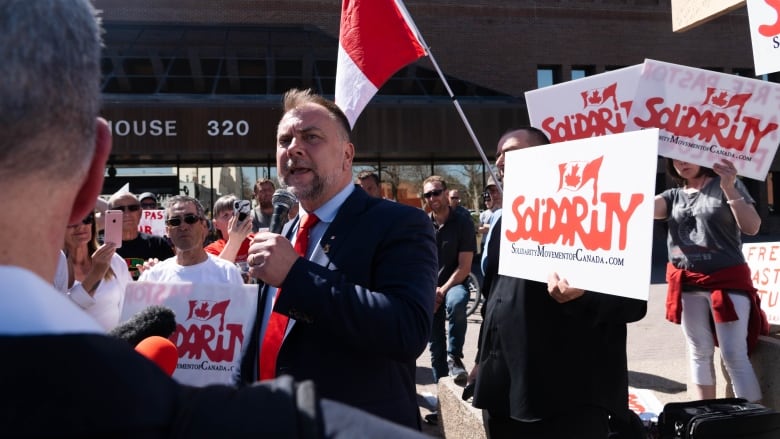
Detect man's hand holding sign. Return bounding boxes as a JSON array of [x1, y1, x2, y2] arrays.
[[546, 272, 585, 304]]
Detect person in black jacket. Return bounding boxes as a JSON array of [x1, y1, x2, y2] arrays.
[[0, 2, 427, 438], [471, 127, 648, 439]]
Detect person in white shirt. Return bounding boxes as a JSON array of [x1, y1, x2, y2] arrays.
[[139, 195, 243, 285], [63, 210, 131, 330]]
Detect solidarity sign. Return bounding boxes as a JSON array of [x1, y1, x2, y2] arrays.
[[121, 282, 258, 387], [747, 0, 780, 76], [742, 242, 780, 324], [497, 129, 658, 301], [527, 59, 780, 181]]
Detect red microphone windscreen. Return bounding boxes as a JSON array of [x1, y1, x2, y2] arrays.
[[135, 336, 178, 376]]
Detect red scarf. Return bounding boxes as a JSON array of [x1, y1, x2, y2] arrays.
[[665, 262, 769, 354]]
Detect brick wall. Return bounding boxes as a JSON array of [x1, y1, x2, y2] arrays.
[[93, 0, 754, 97]]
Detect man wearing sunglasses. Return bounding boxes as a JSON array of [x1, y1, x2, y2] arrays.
[[421, 175, 476, 426], [139, 195, 243, 285], [108, 191, 174, 280]]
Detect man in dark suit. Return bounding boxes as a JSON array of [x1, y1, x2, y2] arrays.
[[242, 89, 438, 430], [471, 128, 648, 439], [0, 2, 429, 437]]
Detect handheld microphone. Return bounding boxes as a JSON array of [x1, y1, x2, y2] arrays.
[[269, 189, 297, 234], [135, 336, 178, 376], [109, 305, 177, 347]]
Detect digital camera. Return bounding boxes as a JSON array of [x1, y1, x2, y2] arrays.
[[233, 200, 251, 222]]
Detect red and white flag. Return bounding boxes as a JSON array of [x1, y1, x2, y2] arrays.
[[335, 0, 427, 127]]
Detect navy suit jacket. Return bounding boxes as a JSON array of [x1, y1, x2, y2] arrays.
[[240, 187, 438, 429]]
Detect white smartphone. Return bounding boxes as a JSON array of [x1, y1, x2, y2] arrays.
[[103, 209, 123, 248]]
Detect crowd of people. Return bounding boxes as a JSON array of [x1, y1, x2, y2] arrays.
[[1, 1, 770, 438]]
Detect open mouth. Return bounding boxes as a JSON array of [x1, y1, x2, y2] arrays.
[[288, 166, 312, 176]]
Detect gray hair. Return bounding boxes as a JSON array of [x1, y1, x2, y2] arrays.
[[165, 195, 206, 219], [0, 0, 103, 180]]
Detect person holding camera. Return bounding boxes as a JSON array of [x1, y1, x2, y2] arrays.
[[139, 195, 243, 285], [206, 194, 254, 264]]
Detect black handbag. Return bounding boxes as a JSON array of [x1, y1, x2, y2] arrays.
[[657, 397, 780, 439]]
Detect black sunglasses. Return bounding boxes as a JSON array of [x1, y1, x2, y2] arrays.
[[67, 213, 95, 228], [423, 189, 444, 199], [166, 213, 202, 227], [113, 204, 141, 212], [140, 202, 157, 209]]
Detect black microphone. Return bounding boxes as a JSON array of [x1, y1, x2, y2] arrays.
[[109, 305, 177, 347], [269, 188, 297, 234]]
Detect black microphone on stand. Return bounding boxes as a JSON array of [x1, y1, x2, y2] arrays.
[[269, 189, 297, 234]]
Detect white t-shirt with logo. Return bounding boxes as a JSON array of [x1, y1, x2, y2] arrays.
[[139, 254, 243, 285]]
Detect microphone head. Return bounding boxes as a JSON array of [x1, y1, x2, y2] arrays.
[[272, 188, 297, 210], [109, 305, 177, 347], [135, 336, 178, 376]]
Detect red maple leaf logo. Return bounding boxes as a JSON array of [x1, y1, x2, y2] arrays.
[[702, 87, 752, 120], [565, 164, 582, 188], [186, 299, 231, 331], [557, 156, 604, 204], [710, 91, 729, 108], [194, 302, 210, 319], [580, 83, 619, 111]]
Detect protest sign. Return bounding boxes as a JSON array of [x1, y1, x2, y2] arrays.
[[747, 0, 780, 76], [138, 209, 166, 237], [671, 0, 745, 33], [526, 65, 642, 143], [627, 59, 780, 180], [497, 129, 658, 301], [742, 241, 780, 324], [121, 282, 258, 386]]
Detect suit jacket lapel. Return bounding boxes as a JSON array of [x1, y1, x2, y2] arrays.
[[317, 187, 371, 262]]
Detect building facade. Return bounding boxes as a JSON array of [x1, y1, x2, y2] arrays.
[[93, 0, 779, 229]]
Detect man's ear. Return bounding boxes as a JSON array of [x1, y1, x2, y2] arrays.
[[69, 118, 112, 224], [343, 142, 355, 169]]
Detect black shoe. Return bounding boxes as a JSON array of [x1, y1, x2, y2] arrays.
[[461, 382, 475, 401], [447, 354, 468, 385], [424, 411, 439, 425]]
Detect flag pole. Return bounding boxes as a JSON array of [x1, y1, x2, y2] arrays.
[[394, 0, 503, 193]]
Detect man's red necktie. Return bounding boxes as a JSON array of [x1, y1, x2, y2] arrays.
[[258, 213, 319, 380]]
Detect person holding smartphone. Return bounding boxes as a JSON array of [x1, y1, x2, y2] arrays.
[[206, 194, 254, 264], [63, 210, 131, 330]]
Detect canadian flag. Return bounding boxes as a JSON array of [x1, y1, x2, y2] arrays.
[[335, 0, 427, 127]]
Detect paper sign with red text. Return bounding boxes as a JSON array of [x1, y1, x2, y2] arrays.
[[121, 282, 258, 386], [526, 65, 642, 143], [627, 59, 780, 181], [747, 0, 780, 76], [497, 129, 658, 300], [742, 241, 780, 324], [138, 209, 166, 237], [628, 387, 664, 422]]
